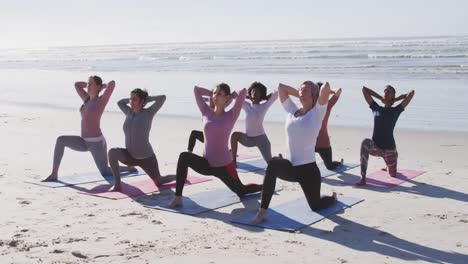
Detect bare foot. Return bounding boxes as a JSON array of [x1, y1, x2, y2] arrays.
[[381, 166, 388, 171], [355, 178, 366, 186], [251, 208, 267, 224], [110, 184, 122, 192], [42, 173, 57, 182], [166, 196, 183, 208]]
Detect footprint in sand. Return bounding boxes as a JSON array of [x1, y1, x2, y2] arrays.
[[72, 251, 88, 259]]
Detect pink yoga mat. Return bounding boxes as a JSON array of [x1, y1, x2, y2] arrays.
[[78, 175, 211, 200], [346, 169, 425, 188]]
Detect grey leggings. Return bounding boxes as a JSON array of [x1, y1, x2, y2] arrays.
[[52, 135, 112, 176], [238, 133, 272, 162]]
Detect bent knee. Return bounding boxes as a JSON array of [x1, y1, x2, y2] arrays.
[[108, 148, 121, 160], [361, 138, 373, 147]]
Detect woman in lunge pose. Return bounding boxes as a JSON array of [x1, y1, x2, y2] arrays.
[[251, 81, 337, 224], [167, 83, 262, 208], [43, 76, 133, 181]]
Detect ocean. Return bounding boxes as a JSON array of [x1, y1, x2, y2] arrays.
[[0, 35, 467, 131]]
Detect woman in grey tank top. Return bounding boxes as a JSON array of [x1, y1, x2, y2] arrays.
[[108, 88, 175, 192]]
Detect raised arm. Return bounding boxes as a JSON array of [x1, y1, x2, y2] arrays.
[[98, 80, 116, 107], [362, 86, 383, 106], [75, 81, 89, 101], [146, 95, 167, 116], [262, 91, 279, 108], [230, 88, 247, 120], [278, 83, 299, 103], [398, 90, 415, 109], [117, 98, 131, 114], [194, 86, 212, 115], [318, 82, 331, 106], [328, 88, 342, 108]]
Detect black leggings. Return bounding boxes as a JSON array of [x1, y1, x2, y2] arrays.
[[175, 152, 262, 197], [315, 147, 342, 170], [187, 130, 204, 152], [260, 157, 335, 211]]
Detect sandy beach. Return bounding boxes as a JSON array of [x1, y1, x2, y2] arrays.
[[0, 102, 467, 263]]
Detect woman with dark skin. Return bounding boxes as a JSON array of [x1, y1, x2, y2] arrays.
[[230, 82, 278, 165], [357, 85, 415, 186], [315, 81, 344, 170]]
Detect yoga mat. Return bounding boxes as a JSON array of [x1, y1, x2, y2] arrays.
[[237, 159, 358, 178], [78, 175, 211, 200], [143, 188, 271, 215], [26, 170, 144, 188], [346, 169, 426, 188], [231, 196, 364, 231], [319, 163, 360, 178], [236, 159, 267, 173], [237, 153, 259, 160]]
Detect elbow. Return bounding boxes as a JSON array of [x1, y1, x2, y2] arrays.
[[159, 95, 167, 104]]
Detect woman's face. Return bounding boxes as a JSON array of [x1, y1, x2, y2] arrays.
[[383, 87, 396, 106], [87, 77, 101, 97], [130, 92, 144, 112], [298, 83, 315, 106], [212, 87, 230, 108]]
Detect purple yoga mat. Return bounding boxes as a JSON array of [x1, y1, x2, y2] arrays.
[[78, 175, 212, 199], [347, 169, 426, 188]]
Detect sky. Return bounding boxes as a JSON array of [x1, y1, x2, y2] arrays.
[[0, 0, 467, 48]]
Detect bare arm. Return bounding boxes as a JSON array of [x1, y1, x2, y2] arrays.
[[75, 81, 89, 101], [362, 86, 383, 106], [392, 94, 406, 103], [318, 82, 331, 105], [399, 90, 415, 109], [278, 83, 299, 104], [328, 88, 342, 107]]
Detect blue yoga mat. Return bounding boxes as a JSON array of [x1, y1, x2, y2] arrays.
[[230, 196, 364, 231], [26, 170, 144, 188], [143, 188, 279, 215], [237, 159, 358, 178], [236, 159, 267, 173]]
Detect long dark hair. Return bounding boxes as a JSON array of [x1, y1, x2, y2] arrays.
[[79, 75, 103, 112]]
